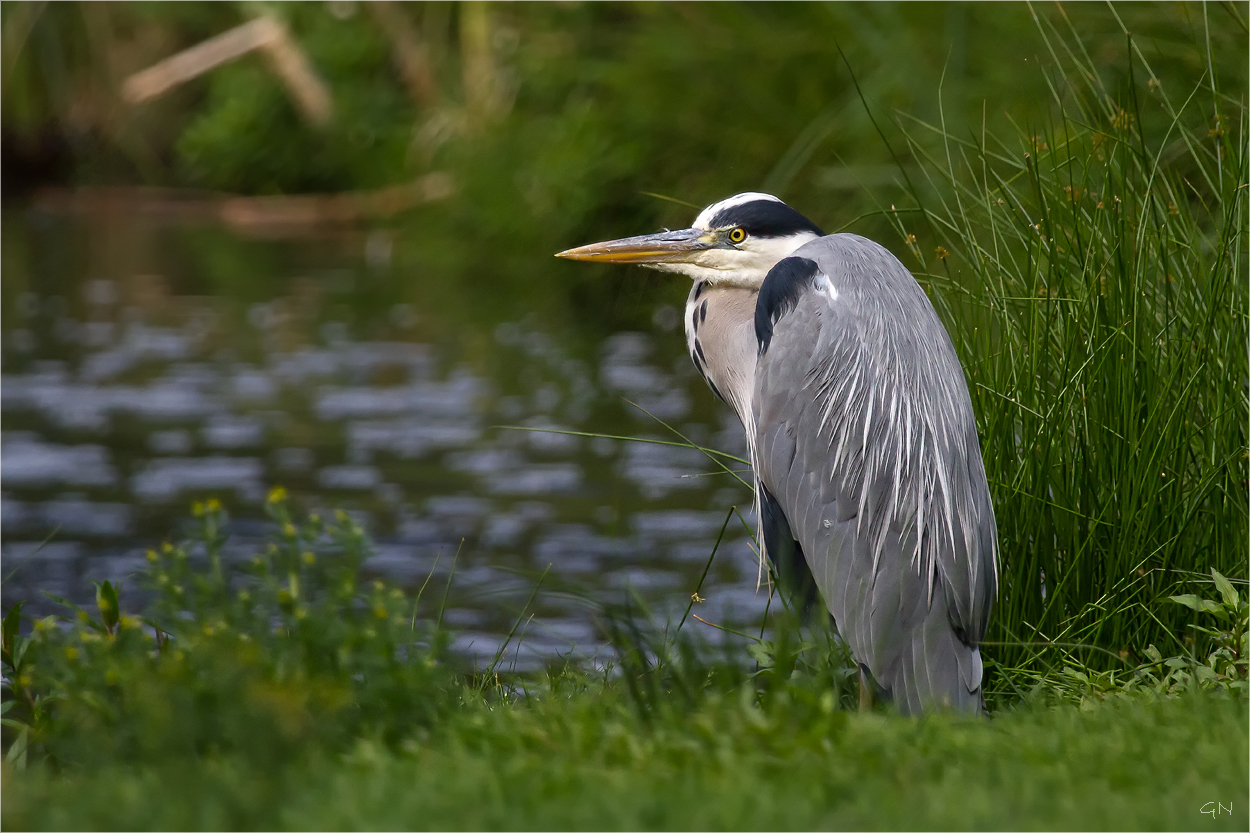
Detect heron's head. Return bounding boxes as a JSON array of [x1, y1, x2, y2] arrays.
[[556, 192, 822, 288]]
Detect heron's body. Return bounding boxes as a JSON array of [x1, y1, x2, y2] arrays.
[[559, 193, 997, 714]]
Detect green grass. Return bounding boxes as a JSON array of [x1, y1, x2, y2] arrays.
[[874, 8, 1249, 692], [7, 688, 1246, 831], [2, 499, 1246, 830]]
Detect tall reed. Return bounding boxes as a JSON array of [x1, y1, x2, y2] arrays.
[[886, 12, 1247, 689]]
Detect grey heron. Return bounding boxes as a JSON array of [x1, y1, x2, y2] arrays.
[[557, 193, 998, 715]]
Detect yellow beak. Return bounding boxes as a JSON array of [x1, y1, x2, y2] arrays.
[[555, 228, 716, 264]]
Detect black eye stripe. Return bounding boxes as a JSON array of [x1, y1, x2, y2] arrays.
[[708, 200, 823, 239]]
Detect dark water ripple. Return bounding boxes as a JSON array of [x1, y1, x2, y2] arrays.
[[1, 212, 770, 669]]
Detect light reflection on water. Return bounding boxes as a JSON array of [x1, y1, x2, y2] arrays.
[[1, 209, 769, 668]]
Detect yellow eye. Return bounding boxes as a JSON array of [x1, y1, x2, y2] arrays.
[[728, 227, 747, 244]]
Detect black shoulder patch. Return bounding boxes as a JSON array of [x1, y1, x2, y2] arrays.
[[755, 256, 819, 353], [709, 200, 824, 239]]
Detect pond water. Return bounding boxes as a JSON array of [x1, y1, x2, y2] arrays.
[[1, 202, 771, 668]]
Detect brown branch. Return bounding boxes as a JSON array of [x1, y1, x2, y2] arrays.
[[368, 1, 439, 108], [32, 173, 455, 237], [121, 15, 332, 126]]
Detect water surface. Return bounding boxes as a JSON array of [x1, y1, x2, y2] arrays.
[[1, 204, 770, 667]]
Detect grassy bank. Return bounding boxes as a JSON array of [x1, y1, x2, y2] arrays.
[[2, 500, 1246, 830], [7, 689, 1246, 830]]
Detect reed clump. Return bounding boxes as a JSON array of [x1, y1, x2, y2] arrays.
[[878, 10, 1247, 698]]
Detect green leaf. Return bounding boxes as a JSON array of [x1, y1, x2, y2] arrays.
[[42, 591, 89, 619], [42, 591, 105, 634], [1210, 569, 1240, 610], [2, 602, 22, 667], [5, 725, 28, 770], [95, 580, 120, 634], [1168, 593, 1202, 610], [1064, 667, 1090, 684], [11, 637, 29, 671], [1168, 594, 1225, 616], [746, 641, 775, 667]]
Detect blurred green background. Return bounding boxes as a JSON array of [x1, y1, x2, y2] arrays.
[[2, 3, 1243, 338], [5, 2, 1244, 303]]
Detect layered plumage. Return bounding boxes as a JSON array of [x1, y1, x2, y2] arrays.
[[748, 237, 996, 714]]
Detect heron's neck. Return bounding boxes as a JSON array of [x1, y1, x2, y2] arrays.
[[684, 280, 760, 426]]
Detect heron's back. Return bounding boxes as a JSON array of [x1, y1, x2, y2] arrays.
[[750, 234, 998, 714]]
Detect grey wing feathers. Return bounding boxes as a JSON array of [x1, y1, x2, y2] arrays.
[[751, 234, 997, 714]]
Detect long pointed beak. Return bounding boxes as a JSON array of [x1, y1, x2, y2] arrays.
[[555, 227, 715, 264]]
